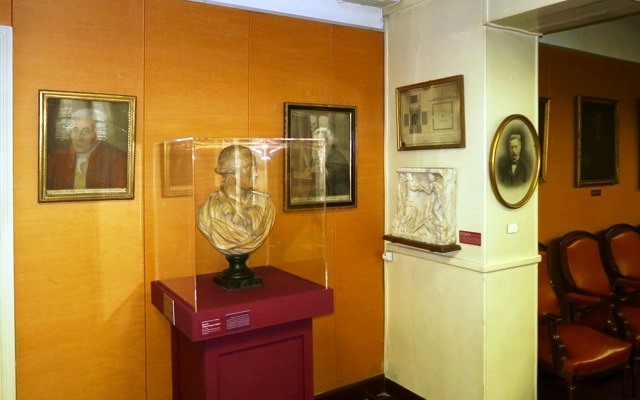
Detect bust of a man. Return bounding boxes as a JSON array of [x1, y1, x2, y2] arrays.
[[197, 145, 275, 256]]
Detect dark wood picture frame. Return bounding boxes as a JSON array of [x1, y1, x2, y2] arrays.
[[395, 74, 465, 150], [284, 102, 356, 211], [576, 96, 619, 187], [39, 90, 136, 202]]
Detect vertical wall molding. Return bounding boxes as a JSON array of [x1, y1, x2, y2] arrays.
[[0, 25, 15, 400]]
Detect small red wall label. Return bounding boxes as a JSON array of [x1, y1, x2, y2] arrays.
[[459, 230, 481, 246]]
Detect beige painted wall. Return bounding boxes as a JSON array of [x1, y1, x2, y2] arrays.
[[384, 1, 538, 399]]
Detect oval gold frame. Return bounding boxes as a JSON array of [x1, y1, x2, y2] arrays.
[[489, 114, 541, 209]]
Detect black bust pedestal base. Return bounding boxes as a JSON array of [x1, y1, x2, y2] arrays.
[[214, 254, 263, 291]]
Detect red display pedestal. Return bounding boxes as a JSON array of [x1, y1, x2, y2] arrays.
[[151, 266, 334, 400]]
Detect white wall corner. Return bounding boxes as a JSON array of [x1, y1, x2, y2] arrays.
[[0, 24, 15, 400]]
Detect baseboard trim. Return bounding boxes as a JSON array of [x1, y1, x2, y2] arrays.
[[384, 378, 424, 400], [315, 375, 424, 400], [315, 375, 385, 400]]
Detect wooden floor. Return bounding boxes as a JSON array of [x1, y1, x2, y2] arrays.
[[323, 372, 631, 400], [538, 369, 631, 400]]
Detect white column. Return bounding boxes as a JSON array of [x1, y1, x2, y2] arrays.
[[384, 1, 538, 398], [0, 25, 15, 400]]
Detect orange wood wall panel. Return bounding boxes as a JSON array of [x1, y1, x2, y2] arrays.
[[248, 14, 339, 391], [143, 1, 384, 398], [11, 0, 383, 398], [332, 25, 384, 386], [143, 0, 250, 140], [13, 0, 145, 399], [538, 45, 640, 244], [0, 0, 10, 25], [245, 13, 335, 285], [143, 1, 251, 398]]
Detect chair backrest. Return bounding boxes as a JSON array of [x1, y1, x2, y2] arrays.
[[538, 245, 562, 316], [602, 224, 640, 278], [558, 230, 612, 297]]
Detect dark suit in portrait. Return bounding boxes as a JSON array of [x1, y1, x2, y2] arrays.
[[325, 145, 350, 196], [498, 156, 530, 187]]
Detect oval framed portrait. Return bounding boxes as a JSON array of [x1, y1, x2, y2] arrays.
[[489, 114, 540, 209]]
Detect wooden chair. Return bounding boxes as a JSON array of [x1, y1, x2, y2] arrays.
[[557, 231, 640, 395], [601, 224, 640, 301], [555, 231, 623, 333], [538, 243, 633, 399]]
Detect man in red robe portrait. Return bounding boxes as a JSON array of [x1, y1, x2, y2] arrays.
[[47, 108, 127, 190]]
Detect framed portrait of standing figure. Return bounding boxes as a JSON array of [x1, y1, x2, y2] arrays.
[[284, 102, 356, 211], [576, 96, 618, 187], [489, 114, 541, 209], [39, 90, 136, 202], [396, 75, 465, 150]]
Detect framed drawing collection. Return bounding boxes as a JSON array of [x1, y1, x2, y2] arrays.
[[395, 74, 465, 151]]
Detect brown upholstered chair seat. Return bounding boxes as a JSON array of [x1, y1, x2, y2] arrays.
[[540, 241, 633, 399], [555, 323, 631, 373]]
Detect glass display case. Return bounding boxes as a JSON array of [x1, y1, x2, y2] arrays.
[[151, 138, 333, 399], [151, 137, 328, 313]]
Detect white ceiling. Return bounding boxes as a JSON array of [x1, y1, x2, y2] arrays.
[[188, 0, 640, 35], [340, 0, 400, 6], [490, 0, 640, 34], [187, 0, 387, 30]]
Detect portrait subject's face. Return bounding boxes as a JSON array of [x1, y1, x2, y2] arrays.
[[217, 146, 257, 193], [70, 117, 98, 153], [509, 136, 522, 163], [313, 127, 335, 147], [236, 158, 257, 191]]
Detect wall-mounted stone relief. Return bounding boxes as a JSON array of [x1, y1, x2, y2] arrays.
[[391, 167, 456, 246]]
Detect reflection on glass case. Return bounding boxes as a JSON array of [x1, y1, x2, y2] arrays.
[[152, 138, 328, 310]]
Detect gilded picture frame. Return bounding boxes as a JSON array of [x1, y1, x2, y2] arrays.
[[396, 75, 465, 150], [38, 90, 136, 202], [284, 102, 356, 210], [538, 97, 550, 182], [489, 114, 541, 209], [576, 96, 618, 187]]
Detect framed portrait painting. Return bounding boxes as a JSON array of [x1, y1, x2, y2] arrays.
[[489, 114, 540, 209], [39, 90, 136, 202], [395, 74, 465, 150], [284, 102, 356, 211], [576, 96, 618, 187], [538, 97, 550, 182]]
